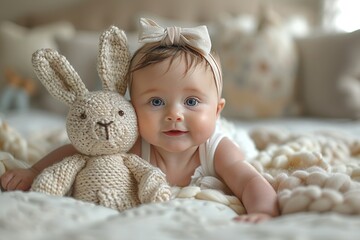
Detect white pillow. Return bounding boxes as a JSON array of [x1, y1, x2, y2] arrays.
[[213, 9, 299, 119], [0, 21, 75, 80], [297, 30, 360, 118], [0, 21, 75, 112]]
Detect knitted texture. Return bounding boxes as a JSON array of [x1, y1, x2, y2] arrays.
[[0, 117, 68, 176], [4, 116, 360, 215], [166, 120, 360, 216], [250, 127, 360, 215], [0, 119, 27, 162], [97, 26, 129, 95], [30, 26, 171, 211]]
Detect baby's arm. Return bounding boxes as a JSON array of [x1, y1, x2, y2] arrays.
[[214, 137, 279, 223], [0, 144, 78, 191]]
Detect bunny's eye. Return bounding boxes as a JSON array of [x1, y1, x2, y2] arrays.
[[80, 112, 87, 119], [118, 110, 124, 116]]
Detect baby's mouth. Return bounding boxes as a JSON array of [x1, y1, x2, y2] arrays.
[[163, 130, 188, 136]]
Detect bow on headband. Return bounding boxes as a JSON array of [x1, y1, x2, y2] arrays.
[[138, 18, 223, 96], [139, 18, 212, 55]]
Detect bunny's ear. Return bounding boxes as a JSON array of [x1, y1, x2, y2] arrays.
[[97, 26, 130, 96], [32, 49, 88, 106]]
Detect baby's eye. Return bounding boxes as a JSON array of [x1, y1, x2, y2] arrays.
[[150, 98, 164, 107], [185, 97, 199, 106]]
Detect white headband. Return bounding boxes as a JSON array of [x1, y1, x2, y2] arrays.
[[138, 18, 223, 96]]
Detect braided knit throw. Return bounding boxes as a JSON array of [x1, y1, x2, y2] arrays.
[[250, 127, 360, 215], [2, 117, 360, 215], [169, 122, 360, 216], [0, 117, 68, 175]]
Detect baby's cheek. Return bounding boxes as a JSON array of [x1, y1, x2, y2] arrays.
[[191, 114, 217, 139], [138, 118, 150, 134], [137, 116, 158, 139]]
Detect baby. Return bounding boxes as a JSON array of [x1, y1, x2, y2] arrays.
[[1, 18, 279, 223]]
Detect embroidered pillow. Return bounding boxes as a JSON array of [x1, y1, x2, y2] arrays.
[[214, 9, 299, 119]]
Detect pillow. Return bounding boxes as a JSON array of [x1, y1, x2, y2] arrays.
[[213, 9, 299, 119], [297, 30, 360, 118], [0, 21, 75, 111], [0, 21, 75, 79], [53, 31, 139, 114], [56, 31, 101, 92], [29, 31, 100, 115]]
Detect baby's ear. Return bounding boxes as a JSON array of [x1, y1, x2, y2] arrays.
[[32, 48, 88, 106], [97, 26, 131, 96], [216, 98, 226, 118]]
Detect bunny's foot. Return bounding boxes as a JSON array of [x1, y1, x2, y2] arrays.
[[98, 187, 140, 211], [138, 170, 171, 203]]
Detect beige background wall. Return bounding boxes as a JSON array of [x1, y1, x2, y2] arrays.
[[0, 0, 324, 28], [0, 0, 87, 21]]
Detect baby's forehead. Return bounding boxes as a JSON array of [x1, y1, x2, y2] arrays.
[[164, 54, 210, 73], [136, 57, 212, 81], [130, 60, 215, 93], [129, 48, 220, 95]]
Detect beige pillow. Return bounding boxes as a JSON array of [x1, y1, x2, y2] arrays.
[[0, 21, 75, 79], [0, 21, 75, 113], [214, 9, 299, 119], [52, 31, 140, 115], [56, 31, 101, 92], [297, 30, 360, 118], [32, 31, 99, 115]]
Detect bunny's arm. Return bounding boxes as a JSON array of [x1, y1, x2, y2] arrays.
[[31, 154, 87, 196], [123, 154, 171, 203]]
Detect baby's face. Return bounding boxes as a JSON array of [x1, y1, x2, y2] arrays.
[[130, 56, 224, 152]]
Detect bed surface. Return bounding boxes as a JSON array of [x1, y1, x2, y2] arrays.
[[234, 117, 360, 135], [1, 110, 360, 239], [2, 191, 360, 240]]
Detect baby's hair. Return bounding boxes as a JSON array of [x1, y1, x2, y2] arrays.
[[126, 43, 222, 95]]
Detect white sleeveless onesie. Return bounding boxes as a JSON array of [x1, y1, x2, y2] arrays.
[[140, 119, 258, 190]]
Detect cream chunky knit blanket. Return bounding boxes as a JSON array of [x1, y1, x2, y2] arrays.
[[1, 117, 360, 215], [250, 127, 360, 214]]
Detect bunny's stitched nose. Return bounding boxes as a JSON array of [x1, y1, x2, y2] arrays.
[[97, 121, 114, 140]]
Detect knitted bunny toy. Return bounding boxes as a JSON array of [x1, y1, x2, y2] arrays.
[[30, 26, 171, 211]]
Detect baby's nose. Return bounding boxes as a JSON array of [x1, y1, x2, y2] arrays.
[[165, 111, 184, 122]]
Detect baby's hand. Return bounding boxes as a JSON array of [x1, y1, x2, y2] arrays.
[[0, 168, 38, 191], [233, 213, 273, 224]]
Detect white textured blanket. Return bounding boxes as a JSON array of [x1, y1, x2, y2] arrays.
[[1, 191, 360, 240], [249, 127, 360, 215], [1, 117, 360, 239]]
